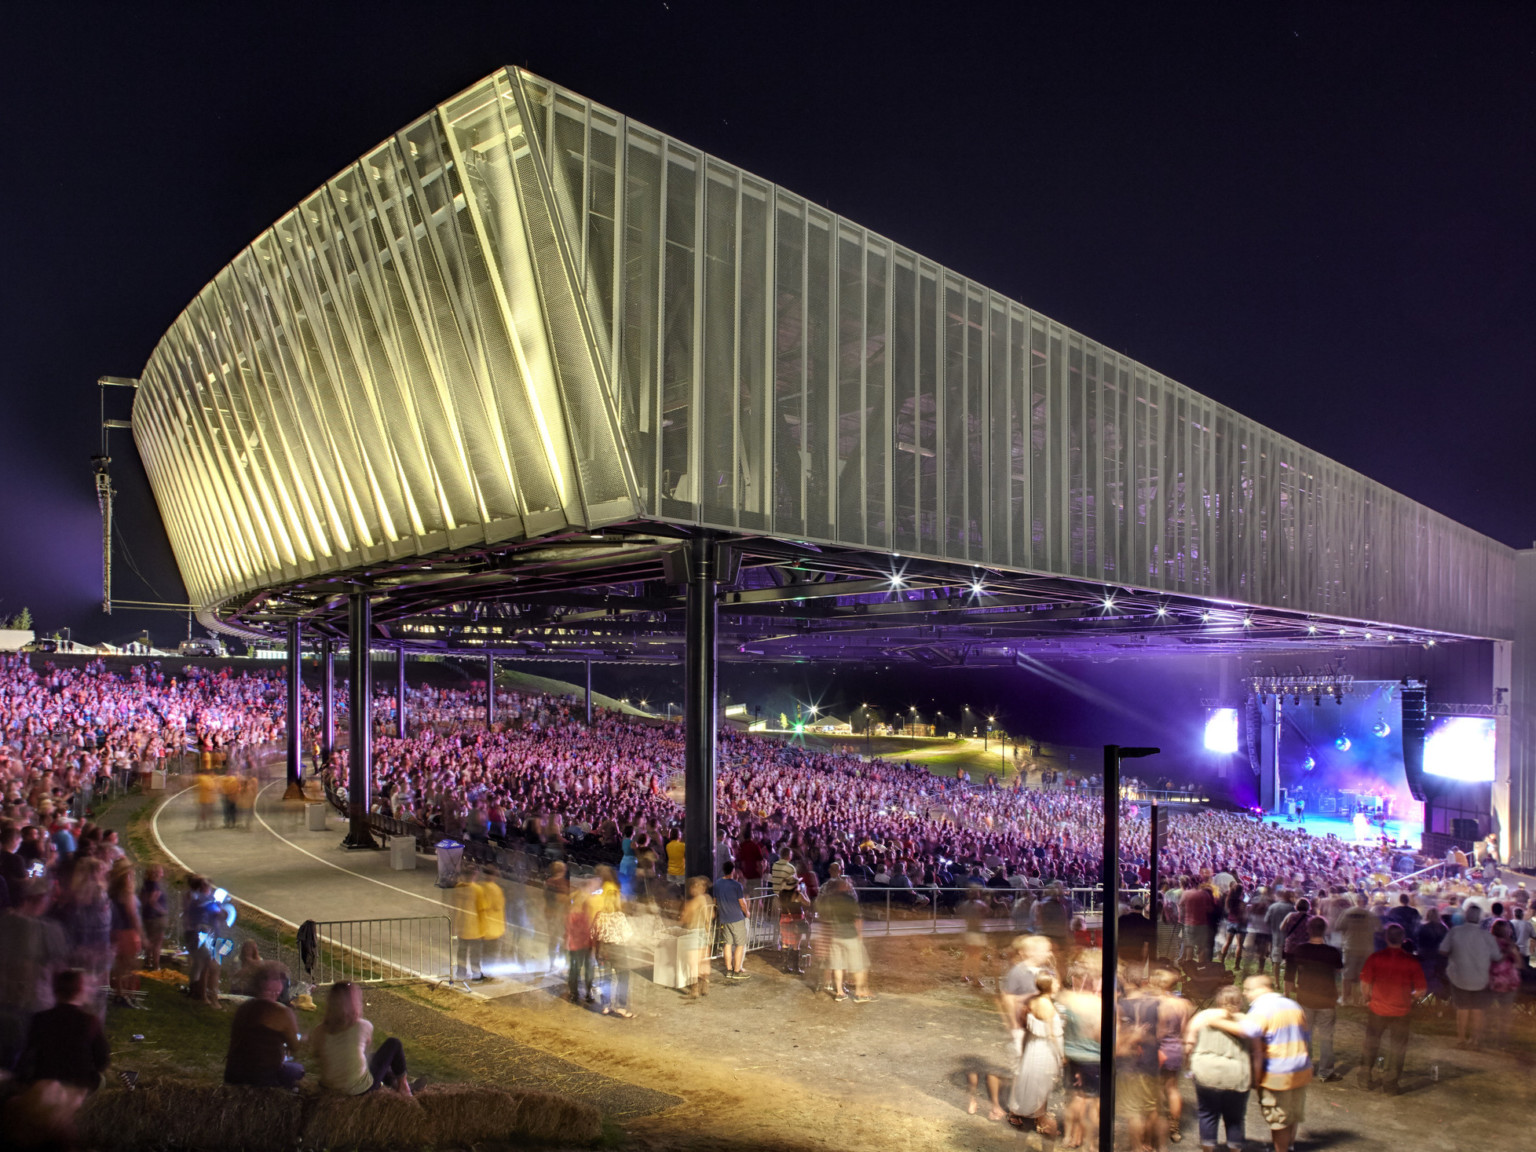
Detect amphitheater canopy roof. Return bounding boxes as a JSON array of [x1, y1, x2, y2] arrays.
[[133, 67, 1515, 662]]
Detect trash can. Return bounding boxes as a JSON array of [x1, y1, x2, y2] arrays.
[[149, 769, 166, 792], [306, 802, 328, 832], [390, 836, 417, 871], [435, 839, 464, 888]]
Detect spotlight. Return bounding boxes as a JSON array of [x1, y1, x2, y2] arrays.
[[1156, 605, 1168, 617], [1303, 755, 1316, 771], [1103, 597, 1116, 610], [1335, 735, 1352, 751], [1201, 610, 1212, 623], [970, 581, 985, 596], [1386, 634, 1395, 641], [1427, 638, 1436, 647], [1364, 632, 1373, 640], [1373, 720, 1392, 738], [889, 574, 905, 589], [1306, 623, 1317, 635], [1242, 616, 1253, 628]]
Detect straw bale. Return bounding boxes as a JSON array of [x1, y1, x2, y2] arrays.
[[69, 1076, 599, 1151], [416, 1083, 602, 1145], [77, 1077, 302, 1151], [300, 1090, 432, 1150]]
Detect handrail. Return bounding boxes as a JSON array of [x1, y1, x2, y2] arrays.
[[321, 774, 430, 850], [1396, 861, 1449, 885]]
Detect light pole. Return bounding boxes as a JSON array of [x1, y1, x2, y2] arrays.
[[1100, 743, 1160, 1152]]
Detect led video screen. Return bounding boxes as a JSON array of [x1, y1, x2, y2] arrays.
[[1423, 716, 1496, 782], [1204, 708, 1239, 753]]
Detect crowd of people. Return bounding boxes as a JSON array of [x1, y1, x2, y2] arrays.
[[331, 692, 1428, 908], [964, 863, 1533, 1152], [1, 652, 1532, 1150]]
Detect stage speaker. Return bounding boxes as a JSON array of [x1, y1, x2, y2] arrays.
[[1400, 685, 1428, 801], [1452, 817, 1480, 842], [1244, 694, 1262, 775]]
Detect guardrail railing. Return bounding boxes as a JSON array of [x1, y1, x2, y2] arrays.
[[299, 916, 454, 985]]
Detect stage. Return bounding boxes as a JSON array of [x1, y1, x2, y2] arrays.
[[1257, 811, 1423, 848]]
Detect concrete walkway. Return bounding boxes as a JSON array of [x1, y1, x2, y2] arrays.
[[150, 778, 682, 1119], [152, 779, 561, 994]]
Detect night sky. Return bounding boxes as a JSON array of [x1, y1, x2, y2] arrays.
[[1, 2, 1531, 646]]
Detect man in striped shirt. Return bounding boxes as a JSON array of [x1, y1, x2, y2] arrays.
[[1239, 973, 1312, 1152], [770, 846, 799, 897]]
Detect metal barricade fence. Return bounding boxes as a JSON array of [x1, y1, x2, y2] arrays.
[[159, 886, 448, 988], [846, 884, 1151, 937], [709, 891, 780, 958], [302, 916, 454, 985]]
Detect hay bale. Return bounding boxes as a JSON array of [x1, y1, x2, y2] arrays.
[[300, 1090, 432, 1150], [77, 1077, 302, 1151], [416, 1083, 602, 1145]]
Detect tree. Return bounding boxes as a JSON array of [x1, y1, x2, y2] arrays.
[[5, 607, 32, 630]]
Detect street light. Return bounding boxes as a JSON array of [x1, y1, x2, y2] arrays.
[[1100, 743, 1160, 1152]]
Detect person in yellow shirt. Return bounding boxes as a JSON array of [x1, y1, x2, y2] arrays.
[[474, 875, 506, 978], [452, 868, 484, 981], [195, 771, 217, 830], [238, 775, 259, 830], [221, 773, 241, 828], [665, 828, 686, 895]]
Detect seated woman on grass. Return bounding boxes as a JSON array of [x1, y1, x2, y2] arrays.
[[310, 981, 413, 1096]]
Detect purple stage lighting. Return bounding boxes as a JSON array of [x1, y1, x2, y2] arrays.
[[1424, 716, 1496, 782]]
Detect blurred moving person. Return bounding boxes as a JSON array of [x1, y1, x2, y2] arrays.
[[1184, 985, 1254, 1152], [1358, 923, 1426, 1094]]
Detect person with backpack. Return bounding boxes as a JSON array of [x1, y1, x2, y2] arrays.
[[1276, 897, 1314, 997]]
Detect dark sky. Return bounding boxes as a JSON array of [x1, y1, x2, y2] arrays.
[[1, 2, 1532, 645]]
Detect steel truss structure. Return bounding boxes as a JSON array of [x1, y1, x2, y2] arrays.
[[133, 67, 1514, 659]]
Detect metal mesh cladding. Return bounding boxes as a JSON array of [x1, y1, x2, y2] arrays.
[[136, 67, 1513, 638]]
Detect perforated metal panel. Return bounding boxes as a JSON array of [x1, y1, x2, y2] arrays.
[[137, 67, 1514, 640], [135, 70, 638, 610]]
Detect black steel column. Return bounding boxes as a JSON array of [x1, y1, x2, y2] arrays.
[[684, 536, 718, 881], [395, 646, 406, 739], [342, 592, 379, 850], [1099, 744, 1121, 1152], [283, 619, 305, 799], [585, 658, 593, 726], [486, 653, 495, 728], [321, 639, 334, 767], [1149, 800, 1162, 929], [1099, 743, 1158, 1152]]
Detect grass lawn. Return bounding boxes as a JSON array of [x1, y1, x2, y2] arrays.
[[104, 966, 482, 1091]]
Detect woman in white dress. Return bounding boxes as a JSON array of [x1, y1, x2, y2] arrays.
[[1007, 972, 1064, 1128]]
